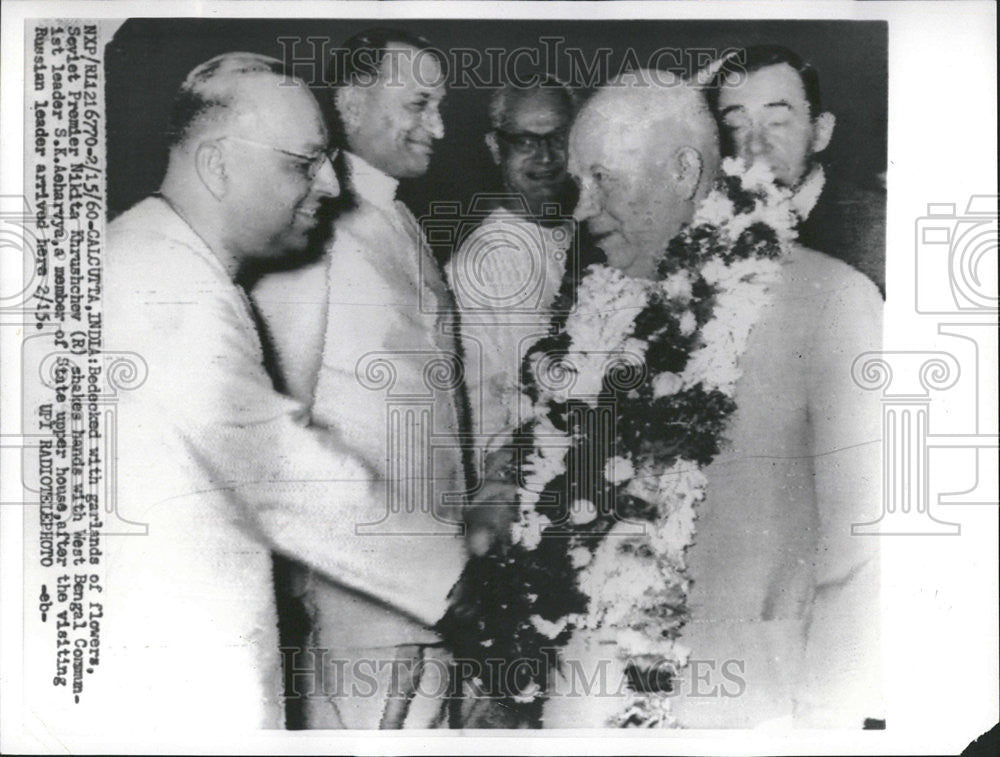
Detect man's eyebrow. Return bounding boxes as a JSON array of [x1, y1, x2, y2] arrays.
[[298, 140, 329, 156], [718, 104, 746, 117]]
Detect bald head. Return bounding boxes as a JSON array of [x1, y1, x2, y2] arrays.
[[569, 70, 720, 279], [160, 52, 339, 272], [571, 70, 720, 200], [168, 52, 326, 153]]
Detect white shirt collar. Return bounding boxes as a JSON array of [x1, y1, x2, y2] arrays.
[[791, 164, 826, 221], [345, 151, 399, 211]]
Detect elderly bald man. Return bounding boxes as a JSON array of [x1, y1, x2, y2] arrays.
[[570, 72, 720, 280], [543, 71, 883, 729], [96, 53, 462, 732]]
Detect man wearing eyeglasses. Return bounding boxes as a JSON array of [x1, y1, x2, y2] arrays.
[[484, 77, 579, 220], [445, 78, 581, 567], [98, 52, 465, 731], [252, 29, 467, 729]]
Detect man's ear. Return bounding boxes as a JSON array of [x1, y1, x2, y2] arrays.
[[811, 111, 836, 154], [194, 140, 228, 200], [336, 85, 366, 135], [674, 146, 704, 201], [485, 131, 501, 166]]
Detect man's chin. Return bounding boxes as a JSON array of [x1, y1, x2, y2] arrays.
[[596, 237, 663, 277], [398, 153, 432, 178], [276, 226, 315, 258], [765, 164, 798, 188], [592, 231, 623, 256], [598, 247, 633, 273]]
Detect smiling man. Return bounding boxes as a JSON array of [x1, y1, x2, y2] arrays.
[[99, 52, 448, 731], [485, 78, 579, 218], [449, 79, 579, 455], [252, 29, 467, 729]]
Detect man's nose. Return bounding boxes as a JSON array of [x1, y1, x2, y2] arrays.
[[312, 154, 340, 198], [423, 106, 445, 141], [573, 181, 600, 222], [745, 125, 770, 158], [536, 140, 556, 165]]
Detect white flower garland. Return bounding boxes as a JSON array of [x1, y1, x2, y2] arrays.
[[512, 158, 797, 725]]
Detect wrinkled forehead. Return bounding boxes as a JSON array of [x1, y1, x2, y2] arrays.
[[229, 73, 328, 149], [505, 88, 574, 131], [377, 42, 446, 95], [568, 102, 654, 173]]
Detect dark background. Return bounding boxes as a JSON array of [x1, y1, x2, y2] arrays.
[[106, 18, 887, 222]]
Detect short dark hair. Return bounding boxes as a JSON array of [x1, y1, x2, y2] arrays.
[[707, 44, 823, 118], [325, 26, 445, 88], [166, 52, 288, 149], [322, 28, 444, 215]]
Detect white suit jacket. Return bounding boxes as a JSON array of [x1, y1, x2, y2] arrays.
[[252, 153, 467, 651], [544, 246, 883, 729], [96, 197, 454, 731], [675, 246, 884, 728]]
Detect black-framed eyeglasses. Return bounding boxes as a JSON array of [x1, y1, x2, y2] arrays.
[[221, 136, 339, 181], [496, 128, 568, 155]]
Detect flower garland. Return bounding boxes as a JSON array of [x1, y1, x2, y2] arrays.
[[437, 158, 798, 727]]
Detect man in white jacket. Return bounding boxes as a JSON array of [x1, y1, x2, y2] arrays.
[[550, 72, 883, 729], [252, 29, 468, 728], [99, 52, 465, 733], [448, 78, 578, 456]]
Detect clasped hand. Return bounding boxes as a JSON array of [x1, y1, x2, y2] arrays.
[[463, 446, 520, 556]]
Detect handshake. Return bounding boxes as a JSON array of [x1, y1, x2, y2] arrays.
[[463, 446, 520, 557]]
